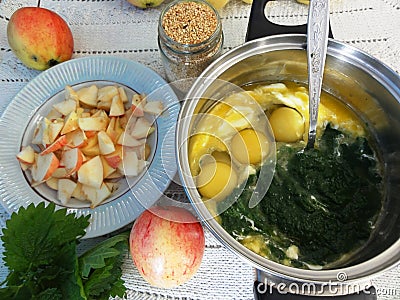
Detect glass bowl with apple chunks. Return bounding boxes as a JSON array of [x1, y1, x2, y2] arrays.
[[16, 81, 164, 209]]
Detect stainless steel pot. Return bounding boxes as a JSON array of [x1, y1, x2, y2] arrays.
[[176, 33, 400, 297]]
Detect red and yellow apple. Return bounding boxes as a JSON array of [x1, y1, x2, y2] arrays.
[[129, 206, 205, 288], [7, 7, 74, 71]]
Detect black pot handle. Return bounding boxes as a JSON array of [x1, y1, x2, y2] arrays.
[[245, 0, 333, 42]]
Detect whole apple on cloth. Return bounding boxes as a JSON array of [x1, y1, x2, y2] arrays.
[[130, 206, 205, 288], [7, 7, 74, 71]]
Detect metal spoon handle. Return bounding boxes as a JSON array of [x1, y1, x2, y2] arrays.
[[307, 0, 330, 148]]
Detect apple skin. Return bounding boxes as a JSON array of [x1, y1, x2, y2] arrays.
[[130, 206, 205, 288], [7, 7, 74, 71], [126, 0, 164, 9]]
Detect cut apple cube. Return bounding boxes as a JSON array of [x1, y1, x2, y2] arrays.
[[103, 145, 123, 169], [109, 95, 125, 117], [53, 99, 77, 116], [100, 155, 116, 178], [48, 119, 64, 143], [117, 131, 144, 147], [97, 85, 118, 103], [118, 86, 128, 103], [52, 167, 68, 178], [77, 155, 103, 189], [121, 151, 140, 177], [97, 131, 115, 155], [77, 85, 98, 107], [91, 183, 111, 208], [61, 111, 79, 135], [144, 101, 163, 116], [65, 85, 80, 103], [65, 129, 87, 148], [40, 135, 68, 155], [46, 108, 63, 120], [130, 117, 153, 139], [46, 177, 59, 190], [31, 152, 60, 182], [58, 178, 77, 205], [105, 170, 124, 180], [106, 117, 123, 143], [131, 94, 146, 117], [32, 117, 50, 145], [78, 116, 108, 131], [97, 100, 111, 111], [71, 182, 87, 201], [17, 145, 35, 165], [61, 148, 83, 176], [80, 135, 100, 157]]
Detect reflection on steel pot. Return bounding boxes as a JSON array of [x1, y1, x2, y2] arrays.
[[176, 34, 400, 296]]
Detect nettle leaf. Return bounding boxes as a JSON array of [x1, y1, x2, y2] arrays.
[[80, 234, 128, 299], [79, 232, 129, 278], [0, 202, 90, 299], [1, 203, 90, 272], [35, 288, 63, 300]]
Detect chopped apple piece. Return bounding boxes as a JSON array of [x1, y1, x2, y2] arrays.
[[77, 84, 98, 107], [46, 108, 63, 120], [117, 131, 144, 147], [100, 155, 116, 178], [105, 170, 124, 180], [65, 129, 87, 148], [85, 130, 97, 138], [144, 101, 163, 116], [118, 86, 128, 103], [97, 85, 118, 103], [77, 155, 103, 189], [52, 167, 68, 178], [40, 135, 68, 155], [61, 111, 79, 135], [121, 151, 139, 177], [109, 95, 125, 117], [19, 161, 31, 171], [61, 148, 83, 175], [53, 99, 77, 116], [104, 145, 123, 169], [97, 100, 111, 111], [48, 119, 64, 143], [65, 85, 80, 102], [80, 135, 100, 157], [97, 131, 115, 155], [91, 183, 111, 208], [131, 94, 146, 117], [78, 116, 108, 131], [58, 178, 77, 205], [106, 117, 123, 143], [17, 145, 35, 164], [32, 118, 50, 145], [130, 117, 153, 139], [71, 182, 87, 201], [46, 177, 59, 190], [31, 152, 59, 182]]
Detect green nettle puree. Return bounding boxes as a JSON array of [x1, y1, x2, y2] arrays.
[[219, 126, 383, 269]]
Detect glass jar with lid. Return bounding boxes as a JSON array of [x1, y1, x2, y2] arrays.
[[158, 0, 224, 82]]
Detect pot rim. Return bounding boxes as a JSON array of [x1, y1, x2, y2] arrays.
[[177, 33, 400, 289]]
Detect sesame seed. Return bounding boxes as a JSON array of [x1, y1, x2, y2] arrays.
[[162, 1, 218, 45]]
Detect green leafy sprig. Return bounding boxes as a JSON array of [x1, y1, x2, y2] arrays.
[[0, 202, 129, 300]]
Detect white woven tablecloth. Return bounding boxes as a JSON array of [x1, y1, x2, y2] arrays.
[[0, 0, 399, 299]]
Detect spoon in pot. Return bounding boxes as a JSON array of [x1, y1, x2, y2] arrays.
[[306, 0, 330, 148]]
